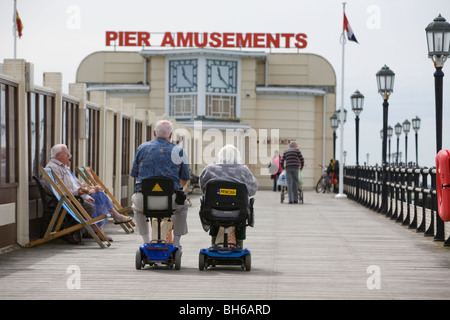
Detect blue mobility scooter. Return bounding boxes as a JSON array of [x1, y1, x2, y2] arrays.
[[135, 177, 182, 270], [198, 179, 254, 271]]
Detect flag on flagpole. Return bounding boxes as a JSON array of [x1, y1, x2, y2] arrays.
[[343, 13, 358, 43], [15, 10, 23, 38]]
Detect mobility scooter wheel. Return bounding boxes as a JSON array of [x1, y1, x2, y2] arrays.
[[244, 253, 251, 271], [135, 249, 144, 270], [198, 253, 206, 271], [174, 249, 182, 270]]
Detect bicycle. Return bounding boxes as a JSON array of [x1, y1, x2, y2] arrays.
[[315, 166, 332, 193]]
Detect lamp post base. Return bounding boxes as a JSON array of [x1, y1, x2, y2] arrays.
[[335, 193, 347, 199]]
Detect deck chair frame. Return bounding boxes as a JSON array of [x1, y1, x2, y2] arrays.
[[26, 167, 111, 249], [77, 166, 135, 233]]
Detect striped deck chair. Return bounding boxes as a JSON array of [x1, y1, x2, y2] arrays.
[[77, 166, 134, 233], [26, 167, 111, 249]]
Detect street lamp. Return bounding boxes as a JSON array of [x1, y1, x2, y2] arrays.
[[330, 113, 339, 159], [426, 14, 450, 241], [411, 116, 421, 165], [426, 14, 450, 154], [376, 64, 395, 214], [395, 122, 402, 165], [351, 90, 364, 166], [351, 89, 364, 201], [403, 119, 411, 165]]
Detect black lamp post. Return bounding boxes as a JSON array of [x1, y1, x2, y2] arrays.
[[403, 119, 411, 165], [411, 116, 421, 166], [394, 122, 402, 165], [426, 14, 450, 242], [330, 113, 339, 159], [387, 125, 393, 165], [376, 64, 395, 214], [380, 129, 383, 164], [351, 89, 364, 201]]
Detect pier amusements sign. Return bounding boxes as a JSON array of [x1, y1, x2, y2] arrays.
[[105, 31, 308, 49]]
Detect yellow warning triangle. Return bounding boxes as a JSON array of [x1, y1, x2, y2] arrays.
[[152, 183, 163, 192]]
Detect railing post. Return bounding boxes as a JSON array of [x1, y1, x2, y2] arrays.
[[391, 167, 399, 220], [417, 168, 428, 233], [424, 168, 435, 237], [409, 168, 420, 229], [386, 167, 393, 218], [396, 167, 405, 223], [402, 168, 412, 226]]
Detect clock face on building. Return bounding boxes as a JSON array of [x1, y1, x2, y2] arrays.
[[169, 59, 198, 93], [206, 59, 237, 94]]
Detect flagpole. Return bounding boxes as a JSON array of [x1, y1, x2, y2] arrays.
[[14, 0, 17, 59], [336, 2, 347, 199]]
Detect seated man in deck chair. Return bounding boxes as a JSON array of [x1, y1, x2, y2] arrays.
[[199, 144, 258, 248], [43, 144, 132, 239]]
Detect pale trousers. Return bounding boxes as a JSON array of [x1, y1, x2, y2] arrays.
[[131, 193, 189, 240]]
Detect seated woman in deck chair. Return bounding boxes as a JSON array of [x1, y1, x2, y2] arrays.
[[44, 144, 132, 239], [199, 144, 258, 248]]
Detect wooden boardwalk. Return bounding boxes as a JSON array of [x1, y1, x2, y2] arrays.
[[1, 189, 450, 300]]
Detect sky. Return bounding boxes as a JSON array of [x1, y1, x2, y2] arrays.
[[1, 0, 450, 168]]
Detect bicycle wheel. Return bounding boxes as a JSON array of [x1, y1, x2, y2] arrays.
[[315, 177, 326, 193]]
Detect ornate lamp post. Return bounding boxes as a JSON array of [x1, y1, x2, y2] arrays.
[[426, 14, 450, 241], [351, 90, 364, 201], [402, 119, 411, 165], [411, 116, 421, 165], [376, 64, 395, 214], [426, 14, 450, 154], [330, 113, 339, 159]]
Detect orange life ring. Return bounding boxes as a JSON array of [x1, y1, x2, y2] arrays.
[[436, 149, 450, 222]]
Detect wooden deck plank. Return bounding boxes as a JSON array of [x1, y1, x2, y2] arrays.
[[0, 190, 450, 300]]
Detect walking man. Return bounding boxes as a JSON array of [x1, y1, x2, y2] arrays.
[[281, 141, 304, 204]]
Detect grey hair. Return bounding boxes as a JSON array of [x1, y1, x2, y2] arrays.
[[50, 144, 67, 158], [289, 141, 298, 148], [155, 120, 174, 138], [217, 144, 242, 164]]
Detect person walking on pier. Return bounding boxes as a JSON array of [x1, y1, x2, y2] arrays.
[[281, 141, 304, 204]]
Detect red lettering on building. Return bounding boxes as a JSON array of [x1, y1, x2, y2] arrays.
[[295, 33, 308, 49], [209, 32, 221, 48], [105, 31, 308, 49], [105, 31, 151, 46], [161, 32, 175, 47]]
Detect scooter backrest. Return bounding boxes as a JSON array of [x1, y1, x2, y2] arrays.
[[142, 176, 174, 218], [204, 179, 248, 211]]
